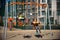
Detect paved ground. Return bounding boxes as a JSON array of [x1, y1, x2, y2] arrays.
[[0, 34, 2, 40], [0, 27, 3, 40], [0, 27, 60, 40], [6, 29, 60, 40]]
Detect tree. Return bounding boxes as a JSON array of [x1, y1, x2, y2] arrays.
[[0, 0, 5, 16]]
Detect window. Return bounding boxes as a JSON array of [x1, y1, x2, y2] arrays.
[[19, 0, 23, 2], [38, 11, 40, 16], [17, 0, 23, 2], [32, 5, 35, 8], [39, 18, 44, 23], [28, 9, 31, 13], [47, 0, 51, 3], [42, 11, 45, 15], [24, 0, 26, 2], [42, 0, 46, 3], [49, 10, 52, 16], [28, 0, 30, 2], [49, 4, 51, 8], [50, 17, 54, 24], [57, 0, 60, 11], [33, 13, 37, 17], [32, 0, 36, 2], [38, 6, 40, 10], [38, 0, 40, 3], [28, 5, 31, 9], [57, 0, 60, 1], [32, 8, 35, 12], [25, 5, 27, 9], [19, 5, 23, 8], [8, 1, 10, 13], [27, 14, 30, 18], [57, 10, 60, 15], [42, 6, 45, 9]]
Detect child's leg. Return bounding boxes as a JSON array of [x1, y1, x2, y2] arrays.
[[36, 26, 41, 34]]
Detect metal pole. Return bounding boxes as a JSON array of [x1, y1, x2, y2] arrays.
[[43, 8, 46, 35], [4, 0, 8, 40], [44, 17, 46, 30], [47, 5, 53, 36], [48, 5, 51, 31]]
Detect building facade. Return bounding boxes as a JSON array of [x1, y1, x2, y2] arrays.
[[57, 0, 60, 24], [6, 0, 60, 26]]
